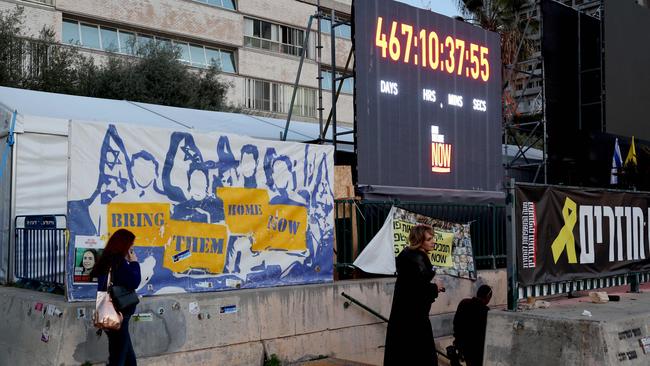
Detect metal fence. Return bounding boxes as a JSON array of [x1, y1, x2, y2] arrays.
[[14, 215, 66, 287], [334, 200, 507, 278], [516, 272, 650, 300]]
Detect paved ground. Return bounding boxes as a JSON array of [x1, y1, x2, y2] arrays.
[[519, 282, 650, 321], [290, 358, 374, 366]]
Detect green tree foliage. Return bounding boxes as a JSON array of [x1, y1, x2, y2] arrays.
[[0, 6, 232, 111], [456, 0, 542, 147]]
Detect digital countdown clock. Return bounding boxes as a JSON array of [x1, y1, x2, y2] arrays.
[[375, 17, 491, 81], [354, 0, 503, 192]]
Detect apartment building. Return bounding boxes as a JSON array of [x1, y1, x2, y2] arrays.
[[2, 0, 354, 127]]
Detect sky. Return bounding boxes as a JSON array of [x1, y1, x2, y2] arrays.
[[395, 0, 462, 18]]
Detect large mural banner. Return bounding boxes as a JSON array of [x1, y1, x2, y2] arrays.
[[66, 122, 334, 301]]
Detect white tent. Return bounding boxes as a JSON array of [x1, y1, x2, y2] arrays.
[[0, 86, 350, 283]]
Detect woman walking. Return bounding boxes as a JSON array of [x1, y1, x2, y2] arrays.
[[384, 224, 445, 366], [92, 229, 141, 366]]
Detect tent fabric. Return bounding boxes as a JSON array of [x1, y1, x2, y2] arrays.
[[15, 133, 68, 216], [0, 86, 352, 147]]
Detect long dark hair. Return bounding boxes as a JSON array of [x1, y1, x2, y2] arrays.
[[91, 229, 135, 277]]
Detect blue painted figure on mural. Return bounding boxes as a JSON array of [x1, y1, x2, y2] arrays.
[[171, 163, 224, 223], [223, 235, 307, 281], [239, 144, 259, 188], [162, 132, 204, 203], [214, 135, 242, 189], [308, 154, 334, 271], [68, 124, 134, 235], [113, 150, 167, 203], [163, 132, 225, 223], [263, 148, 309, 206]]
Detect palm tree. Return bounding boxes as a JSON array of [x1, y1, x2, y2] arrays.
[[457, 0, 541, 136], [456, 0, 536, 67]]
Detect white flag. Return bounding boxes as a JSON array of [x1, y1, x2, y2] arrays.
[[353, 206, 397, 275], [610, 138, 622, 185]]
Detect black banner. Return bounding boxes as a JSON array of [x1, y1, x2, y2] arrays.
[[516, 184, 650, 286]]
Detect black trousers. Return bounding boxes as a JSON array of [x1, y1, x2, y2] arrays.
[[107, 316, 137, 366]]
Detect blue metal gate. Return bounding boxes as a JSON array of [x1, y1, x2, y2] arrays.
[[14, 215, 66, 288]]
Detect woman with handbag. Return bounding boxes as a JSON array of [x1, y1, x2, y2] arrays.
[[92, 229, 141, 366]]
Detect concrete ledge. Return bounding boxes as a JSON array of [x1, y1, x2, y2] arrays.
[[0, 269, 506, 365], [484, 291, 650, 366]]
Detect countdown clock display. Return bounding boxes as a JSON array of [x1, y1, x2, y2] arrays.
[[354, 0, 503, 192]]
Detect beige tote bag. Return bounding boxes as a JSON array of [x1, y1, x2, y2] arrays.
[[93, 269, 123, 330]]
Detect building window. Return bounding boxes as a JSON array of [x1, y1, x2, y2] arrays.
[[319, 17, 351, 40], [62, 19, 236, 72], [244, 17, 309, 58], [321, 69, 354, 94], [62, 19, 81, 45], [192, 0, 236, 10], [245, 78, 316, 118]]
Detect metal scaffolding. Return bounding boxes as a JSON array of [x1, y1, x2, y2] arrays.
[[282, 1, 354, 163]]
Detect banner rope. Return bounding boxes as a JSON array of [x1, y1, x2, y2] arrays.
[[0, 110, 17, 181]]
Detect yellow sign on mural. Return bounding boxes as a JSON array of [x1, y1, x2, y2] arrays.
[[218, 187, 268, 234], [219, 187, 307, 251], [163, 220, 228, 274], [256, 204, 307, 251], [107, 203, 170, 247]]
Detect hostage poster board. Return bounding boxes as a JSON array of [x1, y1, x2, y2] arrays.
[[393, 207, 475, 279], [354, 207, 476, 279], [66, 122, 334, 301]]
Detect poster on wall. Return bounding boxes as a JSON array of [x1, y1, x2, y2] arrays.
[[516, 184, 650, 286], [354, 206, 476, 280], [66, 122, 334, 301]]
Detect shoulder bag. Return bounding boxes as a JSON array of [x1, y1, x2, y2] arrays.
[[109, 283, 140, 311], [93, 269, 123, 330], [108, 262, 140, 311]]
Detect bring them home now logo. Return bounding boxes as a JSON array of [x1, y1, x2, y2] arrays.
[[431, 125, 451, 173]]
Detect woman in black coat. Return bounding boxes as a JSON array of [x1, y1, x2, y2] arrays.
[[384, 224, 444, 366], [92, 229, 141, 366]]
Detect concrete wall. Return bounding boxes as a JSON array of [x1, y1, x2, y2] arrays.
[[484, 292, 650, 365], [0, 0, 59, 38], [240, 0, 313, 29], [56, 0, 242, 47], [0, 269, 506, 365], [485, 311, 608, 366]]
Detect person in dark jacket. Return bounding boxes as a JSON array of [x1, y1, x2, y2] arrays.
[[453, 284, 493, 366], [384, 224, 445, 366], [92, 229, 141, 366]]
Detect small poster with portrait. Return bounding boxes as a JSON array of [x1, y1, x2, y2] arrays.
[[73, 236, 104, 284], [393, 207, 477, 280]]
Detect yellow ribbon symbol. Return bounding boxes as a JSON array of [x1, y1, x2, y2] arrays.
[[551, 197, 578, 264]]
